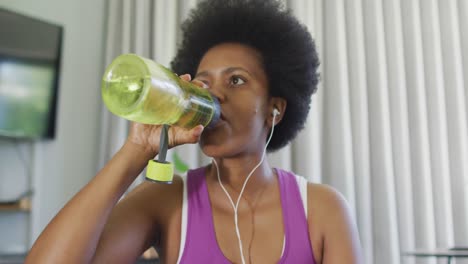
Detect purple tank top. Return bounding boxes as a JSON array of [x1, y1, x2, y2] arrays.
[[178, 167, 316, 264]]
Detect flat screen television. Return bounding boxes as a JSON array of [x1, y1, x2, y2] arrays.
[[0, 8, 62, 139]]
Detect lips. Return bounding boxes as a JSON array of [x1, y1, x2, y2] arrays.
[[206, 108, 227, 130]]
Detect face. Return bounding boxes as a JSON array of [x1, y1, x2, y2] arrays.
[[195, 43, 271, 158]]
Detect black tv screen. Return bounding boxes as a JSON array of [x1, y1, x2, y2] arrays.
[[0, 8, 62, 139]]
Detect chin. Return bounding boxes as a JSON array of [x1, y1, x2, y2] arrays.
[[198, 121, 249, 158], [200, 121, 228, 146], [199, 136, 236, 158], [198, 139, 224, 158]]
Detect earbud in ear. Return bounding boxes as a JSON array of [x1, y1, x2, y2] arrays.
[[273, 108, 280, 116]]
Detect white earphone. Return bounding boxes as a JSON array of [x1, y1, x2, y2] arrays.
[[213, 107, 280, 264], [273, 107, 280, 117]]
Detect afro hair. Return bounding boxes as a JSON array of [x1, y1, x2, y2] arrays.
[[171, 0, 320, 152]]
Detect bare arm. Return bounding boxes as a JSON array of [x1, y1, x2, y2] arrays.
[[25, 141, 155, 263], [25, 74, 204, 263], [91, 175, 183, 264]]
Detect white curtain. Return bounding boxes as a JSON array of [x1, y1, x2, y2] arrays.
[[99, 1, 468, 264]]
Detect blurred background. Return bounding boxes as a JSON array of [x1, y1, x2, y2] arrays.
[[0, 0, 467, 264]]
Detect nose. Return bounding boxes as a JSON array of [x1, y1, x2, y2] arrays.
[[207, 84, 226, 103]]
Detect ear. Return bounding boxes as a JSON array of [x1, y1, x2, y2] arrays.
[[267, 97, 287, 127]]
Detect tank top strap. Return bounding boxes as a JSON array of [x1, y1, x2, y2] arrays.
[[276, 169, 316, 264], [177, 167, 231, 264]]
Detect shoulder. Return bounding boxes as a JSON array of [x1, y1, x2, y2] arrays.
[[305, 182, 363, 263], [285, 174, 353, 234], [306, 182, 354, 230], [307, 183, 350, 214], [121, 174, 185, 222]]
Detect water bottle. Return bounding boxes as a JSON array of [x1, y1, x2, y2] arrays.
[[101, 54, 220, 129], [101, 54, 221, 184]]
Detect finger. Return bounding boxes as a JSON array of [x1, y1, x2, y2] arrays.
[[183, 125, 204, 144], [191, 125, 204, 140], [191, 79, 208, 89], [179, 74, 191, 82], [171, 125, 204, 146]]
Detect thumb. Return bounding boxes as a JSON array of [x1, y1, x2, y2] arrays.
[[188, 125, 204, 142]]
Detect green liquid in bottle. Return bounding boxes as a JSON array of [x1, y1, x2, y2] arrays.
[[101, 54, 220, 128]]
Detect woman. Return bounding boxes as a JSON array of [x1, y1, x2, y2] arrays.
[[26, 0, 362, 263]]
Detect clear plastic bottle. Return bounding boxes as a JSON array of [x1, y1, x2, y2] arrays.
[[101, 54, 220, 128]]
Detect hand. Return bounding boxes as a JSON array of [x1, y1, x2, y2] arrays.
[[125, 74, 205, 157]]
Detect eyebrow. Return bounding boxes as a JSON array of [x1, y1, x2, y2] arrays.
[[195, 67, 252, 78]]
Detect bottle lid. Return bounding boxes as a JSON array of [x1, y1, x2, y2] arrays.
[[146, 160, 174, 184]]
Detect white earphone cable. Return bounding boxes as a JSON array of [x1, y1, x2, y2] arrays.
[[212, 110, 278, 264]]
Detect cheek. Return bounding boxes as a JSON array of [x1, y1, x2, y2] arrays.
[[233, 100, 265, 125], [231, 108, 259, 130], [230, 110, 267, 141], [231, 95, 262, 117]]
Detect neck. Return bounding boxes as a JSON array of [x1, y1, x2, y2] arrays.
[[208, 154, 275, 194]]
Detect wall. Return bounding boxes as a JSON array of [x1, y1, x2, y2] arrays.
[[0, 0, 106, 253]]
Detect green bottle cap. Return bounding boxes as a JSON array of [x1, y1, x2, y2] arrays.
[[146, 160, 174, 184]]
